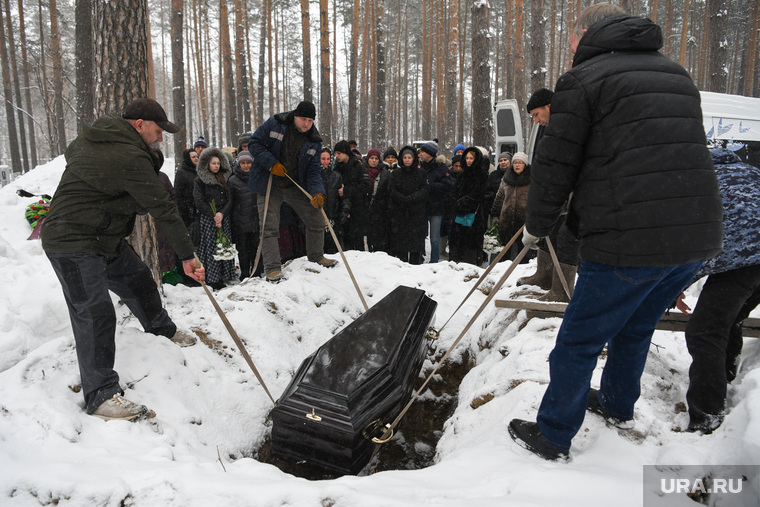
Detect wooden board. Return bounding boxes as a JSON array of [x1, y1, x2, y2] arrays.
[[494, 299, 760, 338]]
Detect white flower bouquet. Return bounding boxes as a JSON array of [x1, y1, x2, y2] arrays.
[[483, 222, 503, 254], [210, 200, 238, 261]]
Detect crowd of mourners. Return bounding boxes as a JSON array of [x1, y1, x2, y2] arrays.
[[38, 3, 760, 462], [170, 129, 533, 289]]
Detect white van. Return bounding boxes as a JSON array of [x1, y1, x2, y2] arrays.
[[493, 99, 524, 157], [700, 91, 760, 167], [494, 91, 760, 167]]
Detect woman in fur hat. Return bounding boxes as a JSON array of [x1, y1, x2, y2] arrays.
[[193, 147, 236, 290]]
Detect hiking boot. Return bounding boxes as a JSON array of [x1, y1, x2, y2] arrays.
[[266, 270, 283, 283], [516, 249, 553, 289], [170, 330, 196, 347], [314, 257, 338, 268], [92, 394, 147, 422], [508, 419, 569, 462], [587, 388, 634, 429]]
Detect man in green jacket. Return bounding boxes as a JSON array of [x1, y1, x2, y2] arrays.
[[42, 98, 205, 422]]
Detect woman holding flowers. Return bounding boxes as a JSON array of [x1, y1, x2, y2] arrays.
[[194, 147, 236, 290]]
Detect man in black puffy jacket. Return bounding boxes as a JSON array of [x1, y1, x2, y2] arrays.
[[508, 4, 723, 461]]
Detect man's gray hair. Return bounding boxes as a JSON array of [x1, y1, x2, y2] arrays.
[[572, 3, 625, 40]]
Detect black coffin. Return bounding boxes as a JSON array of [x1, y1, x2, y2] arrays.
[[270, 285, 437, 476]]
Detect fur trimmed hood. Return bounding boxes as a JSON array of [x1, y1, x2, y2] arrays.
[[196, 146, 232, 185]]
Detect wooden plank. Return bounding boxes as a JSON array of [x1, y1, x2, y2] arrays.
[[494, 299, 760, 338]]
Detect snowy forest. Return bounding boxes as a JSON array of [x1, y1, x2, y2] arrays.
[[0, 0, 758, 174]]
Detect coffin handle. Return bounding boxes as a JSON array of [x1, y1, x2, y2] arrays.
[[426, 327, 440, 340], [362, 419, 394, 444], [306, 408, 322, 422]]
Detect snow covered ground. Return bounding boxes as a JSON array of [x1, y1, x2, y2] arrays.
[[1, 156, 759, 506]]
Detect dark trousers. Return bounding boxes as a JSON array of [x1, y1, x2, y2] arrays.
[[537, 260, 702, 450], [685, 264, 760, 429], [46, 241, 176, 413], [236, 230, 263, 280], [395, 251, 422, 265]]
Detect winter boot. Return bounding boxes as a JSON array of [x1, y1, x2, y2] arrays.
[[315, 257, 338, 268], [92, 394, 148, 422], [266, 269, 283, 283], [587, 388, 634, 430], [539, 262, 578, 303], [508, 419, 569, 462], [516, 249, 553, 289], [170, 330, 197, 347]]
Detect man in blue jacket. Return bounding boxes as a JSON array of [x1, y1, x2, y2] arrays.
[[678, 149, 760, 435], [248, 101, 337, 282], [508, 4, 723, 461]]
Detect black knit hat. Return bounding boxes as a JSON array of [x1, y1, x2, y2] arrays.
[[123, 97, 180, 133], [383, 147, 398, 160], [526, 88, 554, 113], [334, 140, 351, 155], [293, 100, 316, 119], [420, 142, 438, 157]]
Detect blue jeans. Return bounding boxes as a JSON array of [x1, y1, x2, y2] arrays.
[[536, 260, 703, 450], [428, 215, 443, 263]]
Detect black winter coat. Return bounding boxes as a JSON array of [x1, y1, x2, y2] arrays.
[[366, 163, 392, 250], [448, 147, 489, 260], [321, 164, 350, 227], [175, 149, 198, 227], [526, 14, 722, 267], [193, 147, 234, 220], [423, 156, 454, 217], [388, 147, 430, 252], [335, 153, 371, 244], [228, 166, 259, 236]]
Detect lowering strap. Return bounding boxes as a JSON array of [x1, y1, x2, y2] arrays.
[[199, 276, 276, 405], [251, 174, 273, 278], [437, 225, 525, 335], [371, 241, 534, 455]]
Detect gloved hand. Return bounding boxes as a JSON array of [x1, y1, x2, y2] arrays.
[[271, 162, 287, 177], [311, 193, 325, 209], [522, 229, 541, 250]]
